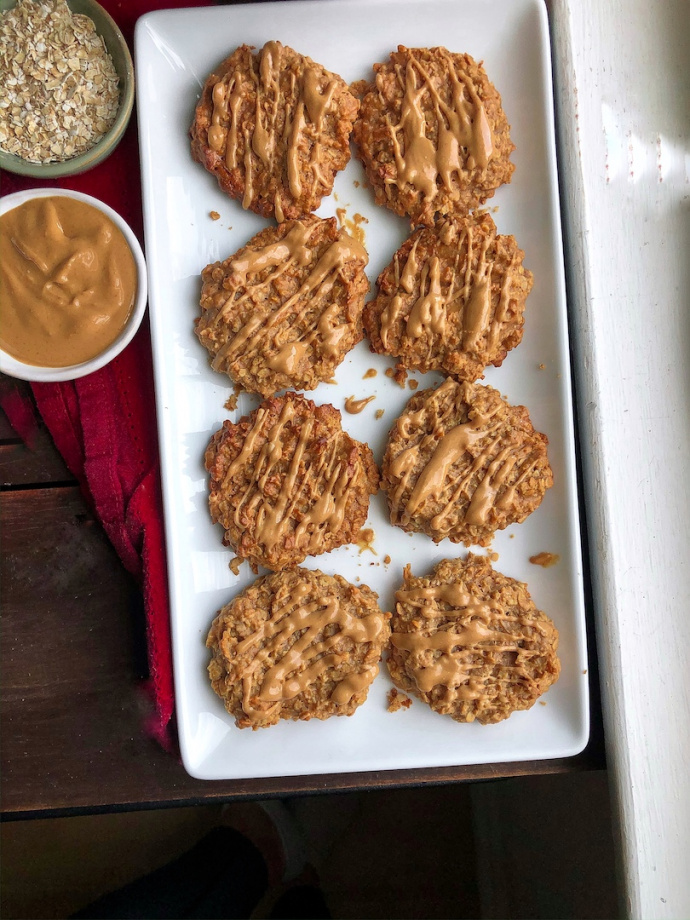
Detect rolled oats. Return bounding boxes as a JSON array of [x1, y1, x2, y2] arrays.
[[0, 0, 120, 164]]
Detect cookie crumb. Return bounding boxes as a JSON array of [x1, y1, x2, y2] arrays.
[[393, 364, 408, 387], [408, 379, 418, 390], [363, 368, 377, 379], [387, 688, 413, 712], [538, 363, 546, 370], [210, 210, 221, 221], [224, 384, 242, 412], [529, 552, 560, 568], [357, 527, 376, 555], [229, 557, 242, 575], [375, 409, 385, 420], [383, 554, 391, 565]]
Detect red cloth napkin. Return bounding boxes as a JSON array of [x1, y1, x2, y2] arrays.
[[0, 0, 208, 752]]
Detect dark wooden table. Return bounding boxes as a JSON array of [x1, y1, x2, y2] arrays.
[[0, 379, 605, 817]]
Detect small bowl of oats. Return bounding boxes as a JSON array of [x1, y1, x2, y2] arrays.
[[0, 0, 134, 177]]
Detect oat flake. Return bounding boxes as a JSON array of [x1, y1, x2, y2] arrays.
[[0, 0, 120, 163]]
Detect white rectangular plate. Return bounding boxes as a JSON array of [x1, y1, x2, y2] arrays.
[[135, 0, 589, 780]]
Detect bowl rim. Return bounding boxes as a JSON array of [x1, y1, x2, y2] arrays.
[[0, 188, 148, 382], [0, 0, 135, 178]]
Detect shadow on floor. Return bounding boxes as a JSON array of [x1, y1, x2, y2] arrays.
[[0, 771, 619, 919]]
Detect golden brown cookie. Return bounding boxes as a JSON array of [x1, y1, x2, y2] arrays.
[[196, 217, 369, 397], [363, 212, 532, 381], [190, 41, 359, 219], [205, 392, 380, 571], [353, 46, 515, 224], [381, 379, 553, 547], [387, 554, 561, 723], [207, 567, 391, 729]]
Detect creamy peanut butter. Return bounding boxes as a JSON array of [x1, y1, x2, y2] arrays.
[[0, 196, 137, 367]]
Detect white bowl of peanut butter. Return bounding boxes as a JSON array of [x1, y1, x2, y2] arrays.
[[0, 188, 147, 382]]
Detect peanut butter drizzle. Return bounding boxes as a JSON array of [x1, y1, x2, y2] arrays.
[[384, 49, 494, 205], [205, 223, 367, 378], [406, 256, 446, 340], [393, 580, 546, 699], [395, 583, 483, 611], [462, 233, 493, 351], [378, 220, 513, 357], [274, 194, 285, 223], [388, 380, 541, 535], [209, 42, 338, 213], [344, 394, 376, 414], [331, 667, 379, 704], [268, 340, 308, 375], [335, 208, 368, 247], [380, 236, 420, 349], [222, 400, 362, 558], [236, 581, 385, 722]]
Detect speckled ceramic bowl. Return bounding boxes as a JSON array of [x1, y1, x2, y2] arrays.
[[0, 188, 147, 381], [0, 0, 134, 178]]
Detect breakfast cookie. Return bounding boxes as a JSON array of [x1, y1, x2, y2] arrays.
[[190, 41, 359, 219], [196, 217, 369, 396], [353, 46, 514, 224], [207, 567, 391, 729], [387, 554, 561, 723], [381, 378, 553, 546], [363, 212, 532, 381], [205, 392, 380, 570]]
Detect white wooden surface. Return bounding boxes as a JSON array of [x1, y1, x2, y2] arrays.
[[550, 1, 690, 917]]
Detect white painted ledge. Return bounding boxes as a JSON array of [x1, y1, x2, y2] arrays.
[[549, 1, 690, 917]]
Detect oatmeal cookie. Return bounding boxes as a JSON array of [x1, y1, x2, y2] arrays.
[[196, 217, 369, 396], [353, 46, 514, 224], [207, 567, 391, 729], [381, 379, 553, 546], [387, 554, 561, 723], [363, 213, 532, 381], [205, 392, 380, 570], [190, 41, 359, 219]]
